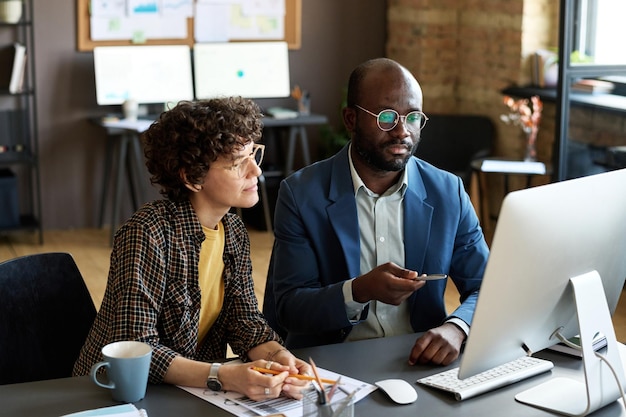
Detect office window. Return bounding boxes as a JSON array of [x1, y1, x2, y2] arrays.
[[574, 0, 626, 65]]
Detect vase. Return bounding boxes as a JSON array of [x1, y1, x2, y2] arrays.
[[523, 129, 537, 162]]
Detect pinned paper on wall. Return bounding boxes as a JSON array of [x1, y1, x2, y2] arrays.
[[90, 0, 190, 41], [76, 0, 301, 51], [194, 0, 285, 43]]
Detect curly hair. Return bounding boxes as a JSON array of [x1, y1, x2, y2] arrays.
[[143, 97, 263, 202]]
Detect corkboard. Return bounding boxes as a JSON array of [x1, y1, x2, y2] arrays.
[[76, 0, 301, 51]]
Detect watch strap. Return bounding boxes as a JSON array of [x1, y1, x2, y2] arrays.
[[206, 362, 222, 391]]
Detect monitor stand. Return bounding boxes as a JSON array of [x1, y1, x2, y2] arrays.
[[515, 271, 626, 416]]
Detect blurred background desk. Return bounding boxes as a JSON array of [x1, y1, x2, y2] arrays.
[[93, 113, 329, 240], [93, 118, 153, 245], [471, 157, 552, 234], [261, 113, 328, 176]]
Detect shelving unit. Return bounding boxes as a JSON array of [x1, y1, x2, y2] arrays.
[[554, 0, 626, 181], [0, 0, 42, 243]]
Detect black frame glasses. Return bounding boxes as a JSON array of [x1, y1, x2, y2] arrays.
[[355, 105, 429, 131]]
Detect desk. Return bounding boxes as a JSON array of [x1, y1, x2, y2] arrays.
[[93, 119, 153, 246], [471, 157, 552, 232], [2, 333, 625, 417], [93, 114, 328, 242], [261, 113, 328, 175]]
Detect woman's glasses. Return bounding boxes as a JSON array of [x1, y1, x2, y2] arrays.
[[355, 105, 429, 132], [224, 143, 265, 178]]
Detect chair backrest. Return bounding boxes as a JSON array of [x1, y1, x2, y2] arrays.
[[0, 252, 97, 385], [415, 114, 495, 189]]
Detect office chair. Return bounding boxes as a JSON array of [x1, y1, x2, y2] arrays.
[[0, 252, 97, 385], [415, 114, 495, 191]]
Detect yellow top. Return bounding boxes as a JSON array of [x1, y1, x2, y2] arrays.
[[197, 222, 225, 342]]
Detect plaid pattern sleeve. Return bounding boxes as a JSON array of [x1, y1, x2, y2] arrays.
[[73, 200, 280, 383]]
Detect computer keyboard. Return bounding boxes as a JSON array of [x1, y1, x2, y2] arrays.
[[416, 356, 554, 401]]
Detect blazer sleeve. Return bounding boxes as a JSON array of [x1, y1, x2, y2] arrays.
[[271, 177, 355, 338]]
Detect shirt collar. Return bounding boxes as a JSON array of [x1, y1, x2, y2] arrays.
[[348, 143, 409, 198]]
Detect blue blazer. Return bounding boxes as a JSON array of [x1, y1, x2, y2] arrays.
[[264, 145, 489, 349]]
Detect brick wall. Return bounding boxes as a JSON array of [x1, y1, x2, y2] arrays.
[[387, 0, 559, 227]]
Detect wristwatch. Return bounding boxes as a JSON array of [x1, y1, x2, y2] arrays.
[[206, 363, 222, 391]]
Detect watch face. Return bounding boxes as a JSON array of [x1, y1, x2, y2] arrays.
[[207, 378, 222, 391]]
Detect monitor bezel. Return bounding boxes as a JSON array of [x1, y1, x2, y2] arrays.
[[192, 41, 291, 100], [459, 168, 626, 380], [93, 45, 194, 106]]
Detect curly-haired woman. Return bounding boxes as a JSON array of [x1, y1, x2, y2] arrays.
[[74, 98, 310, 401]]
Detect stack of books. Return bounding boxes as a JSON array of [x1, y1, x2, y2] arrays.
[[571, 79, 615, 94]]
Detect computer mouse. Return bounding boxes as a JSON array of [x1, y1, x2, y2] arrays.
[[374, 378, 418, 404]]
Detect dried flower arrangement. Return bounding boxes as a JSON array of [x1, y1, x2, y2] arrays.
[[500, 95, 543, 161]]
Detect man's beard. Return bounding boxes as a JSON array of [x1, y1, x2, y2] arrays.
[[352, 128, 418, 172]]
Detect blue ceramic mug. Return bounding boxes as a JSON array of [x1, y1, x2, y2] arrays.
[[90, 341, 152, 403]]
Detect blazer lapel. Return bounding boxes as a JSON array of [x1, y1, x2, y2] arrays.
[[403, 161, 433, 272], [327, 147, 361, 279]]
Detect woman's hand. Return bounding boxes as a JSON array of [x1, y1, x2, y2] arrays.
[[271, 350, 312, 400], [219, 359, 291, 401], [244, 342, 313, 400]]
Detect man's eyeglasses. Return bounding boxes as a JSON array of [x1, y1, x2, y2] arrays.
[[223, 143, 265, 178], [355, 105, 429, 132]]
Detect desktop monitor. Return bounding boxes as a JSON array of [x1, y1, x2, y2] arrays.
[[93, 45, 194, 105], [458, 168, 626, 415], [193, 41, 290, 100]]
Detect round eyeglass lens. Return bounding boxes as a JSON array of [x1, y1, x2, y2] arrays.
[[378, 110, 398, 129], [406, 111, 424, 127]]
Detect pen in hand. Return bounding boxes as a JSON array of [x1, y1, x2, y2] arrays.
[[250, 366, 339, 385]]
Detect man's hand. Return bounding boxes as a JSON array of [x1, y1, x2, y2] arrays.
[[352, 262, 425, 305], [408, 323, 466, 366]]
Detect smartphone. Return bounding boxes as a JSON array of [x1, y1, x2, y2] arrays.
[[418, 274, 448, 281]]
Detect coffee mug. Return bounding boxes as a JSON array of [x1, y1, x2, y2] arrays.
[[90, 341, 152, 403], [122, 99, 139, 121]]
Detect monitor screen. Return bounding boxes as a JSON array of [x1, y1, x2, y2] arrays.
[[458, 168, 626, 407], [93, 45, 194, 105], [193, 41, 290, 100]]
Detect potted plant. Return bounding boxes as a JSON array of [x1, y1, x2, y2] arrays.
[[0, 0, 22, 24]]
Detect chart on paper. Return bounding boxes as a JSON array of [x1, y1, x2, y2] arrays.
[[178, 366, 376, 417]]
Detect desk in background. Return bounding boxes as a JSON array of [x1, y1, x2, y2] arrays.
[[93, 118, 153, 246], [2, 333, 625, 417], [261, 113, 328, 176], [93, 114, 328, 242], [471, 157, 552, 234]]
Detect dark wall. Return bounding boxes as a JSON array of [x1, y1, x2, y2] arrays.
[[31, 1, 387, 229]]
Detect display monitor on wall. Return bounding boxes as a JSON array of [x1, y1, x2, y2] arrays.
[[93, 45, 194, 105], [193, 41, 290, 100]]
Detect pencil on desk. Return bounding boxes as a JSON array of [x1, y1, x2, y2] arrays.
[[250, 366, 338, 384], [309, 357, 330, 404]]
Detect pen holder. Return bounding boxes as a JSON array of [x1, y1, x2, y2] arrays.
[[302, 387, 354, 417]]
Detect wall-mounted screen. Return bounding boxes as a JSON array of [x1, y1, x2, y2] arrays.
[[193, 41, 290, 100], [93, 45, 194, 105]]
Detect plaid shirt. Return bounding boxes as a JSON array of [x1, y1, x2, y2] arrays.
[[73, 199, 280, 383]]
